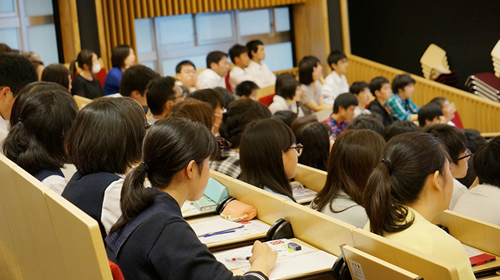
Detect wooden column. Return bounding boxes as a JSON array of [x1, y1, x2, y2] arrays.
[[58, 0, 80, 63]]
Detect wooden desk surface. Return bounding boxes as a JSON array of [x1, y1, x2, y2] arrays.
[[231, 238, 335, 279]]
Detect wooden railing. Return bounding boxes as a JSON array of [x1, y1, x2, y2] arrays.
[[274, 67, 299, 77], [346, 54, 500, 133]]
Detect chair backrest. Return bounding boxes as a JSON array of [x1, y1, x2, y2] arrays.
[[210, 170, 288, 225], [294, 163, 327, 192], [256, 84, 275, 99], [432, 210, 500, 256], [420, 44, 447, 68], [74, 95, 92, 109], [314, 108, 332, 122], [258, 93, 275, 107], [352, 228, 459, 280], [283, 201, 355, 256], [341, 244, 422, 280]]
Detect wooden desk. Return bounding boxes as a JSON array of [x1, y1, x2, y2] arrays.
[[433, 210, 500, 277], [230, 238, 336, 279], [256, 84, 275, 99], [341, 244, 422, 280], [352, 228, 459, 280], [294, 163, 327, 193], [283, 201, 355, 256]]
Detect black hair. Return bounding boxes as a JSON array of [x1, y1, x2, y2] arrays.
[[219, 99, 271, 149], [3, 82, 78, 176], [41, 64, 71, 90], [235, 81, 259, 98], [275, 73, 296, 96], [429, 97, 447, 107], [392, 74, 415, 94], [350, 81, 369, 95], [463, 129, 486, 153], [271, 110, 298, 127], [66, 97, 147, 175], [423, 124, 467, 164], [214, 87, 235, 107], [364, 132, 449, 236], [206, 51, 228, 69], [313, 130, 385, 212], [333, 93, 358, 114], [188, 89, 224, 110], [327, 50, 347, 70], [229, 44, 248, 63], [369, 77, 390, 93], [295, 122, 331, 171], [111, 45, 133, 69], [298, 60, 316, 85], [382, 121, 420, 142], [240, 119, 297, 201], [119, 64, 160, 97], [0, 43, 13, 54], [70, 49, 95, 76], [418, 103, 443, 128], [146, 77, 177, 116], [278, 78, 299, 100], [346, 114, 384, 135], [111, 117, 217, 233], [0, 53, 38, 97], [246, 40, 263, 59], [175, 60, 196, 73], [473, 136, 500, 188]]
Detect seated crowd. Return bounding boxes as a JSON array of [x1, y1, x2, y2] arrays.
[[0, 41, 495, 280]]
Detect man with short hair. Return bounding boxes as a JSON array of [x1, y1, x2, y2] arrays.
[[326, 92, 358, 137], [228, 44, 253, 93], [323, 50, 349, 104], [120, 64, 160, 115], [0, 53, 38, 141], [146, 76, 184, 124], [197, 51, 229, 89], [245, 40, 276, 88], [175, 60, 199, 96], [386, 74, 419, 121]]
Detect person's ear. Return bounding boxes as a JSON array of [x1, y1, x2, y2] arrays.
[[0, 87, 11, 101], [165, 100, 173, 112], [431, 170, 444, 193], [210, 62, 217, 70], [185, 160, 196, 179]]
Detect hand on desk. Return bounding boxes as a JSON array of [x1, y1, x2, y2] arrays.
[[248, 240, 278, 277]]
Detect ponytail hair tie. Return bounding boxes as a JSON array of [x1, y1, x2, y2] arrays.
[[140, 162, 150, 172], [18, 117, 24, 123], [216, 136, 232, 150], [381, 159, 393, 173]]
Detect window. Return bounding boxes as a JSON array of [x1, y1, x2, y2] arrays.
[[135, 6, 294, 76]]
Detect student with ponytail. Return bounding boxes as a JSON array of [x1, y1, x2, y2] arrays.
[[239, 119, 301, 201], [364, 132, 475, 279], [106, 117, 277, 279], [62, 97, 147, 240], [3, 82, 78, 194], [312, 130, 385, 228], [70, 49, 104, 99]]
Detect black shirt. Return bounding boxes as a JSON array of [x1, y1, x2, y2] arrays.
[[71, 74, 104, 99], [369, 99, 395, 127]]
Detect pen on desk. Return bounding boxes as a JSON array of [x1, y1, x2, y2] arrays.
[[201, 229, 236, 238], [225, 256, 251, 262]]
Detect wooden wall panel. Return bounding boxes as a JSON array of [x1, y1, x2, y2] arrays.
[[58, 0, 80, 63], [346, 54, 500, 133]]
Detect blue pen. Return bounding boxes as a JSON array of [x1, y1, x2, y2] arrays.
[[202, 229, 236, 238]]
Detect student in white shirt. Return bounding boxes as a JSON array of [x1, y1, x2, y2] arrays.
[[228, 44, 253, 93], [0, 53, 39, 142], [175, 60, 200, 96], [245, 40, 276, 88], [268, 76, 304, 117], [2, 82, 78, 195], [197, 51, 230, 90], [323, 50, 349, 104], [350, 81, 372, 117], [454, 136, 500, 225], [423, 124, 469, 209], [146, 76, 184, 124]]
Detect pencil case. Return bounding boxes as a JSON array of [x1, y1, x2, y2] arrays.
[[216, 196, 256, 222]]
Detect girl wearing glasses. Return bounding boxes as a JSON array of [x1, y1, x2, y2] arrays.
[[311, 130, 385, 228], [239, 119, 303, 201], [364, 132, 475, 279], [423, 124, 469, 209]]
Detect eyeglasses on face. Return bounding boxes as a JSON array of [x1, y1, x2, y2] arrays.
[[457, 149, 472, 161], [289, 143, 304, 157]]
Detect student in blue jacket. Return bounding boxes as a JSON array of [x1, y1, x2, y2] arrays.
[[106, 117, 277, 280]]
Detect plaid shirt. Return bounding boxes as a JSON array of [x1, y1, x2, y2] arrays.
[[326, 116, 347, 137], [385, 94, 419, 121], [208, 149, 241, 178]]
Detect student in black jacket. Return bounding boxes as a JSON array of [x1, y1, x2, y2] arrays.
[[368, 77, 395, 127], [106, 117, 277, 280]]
